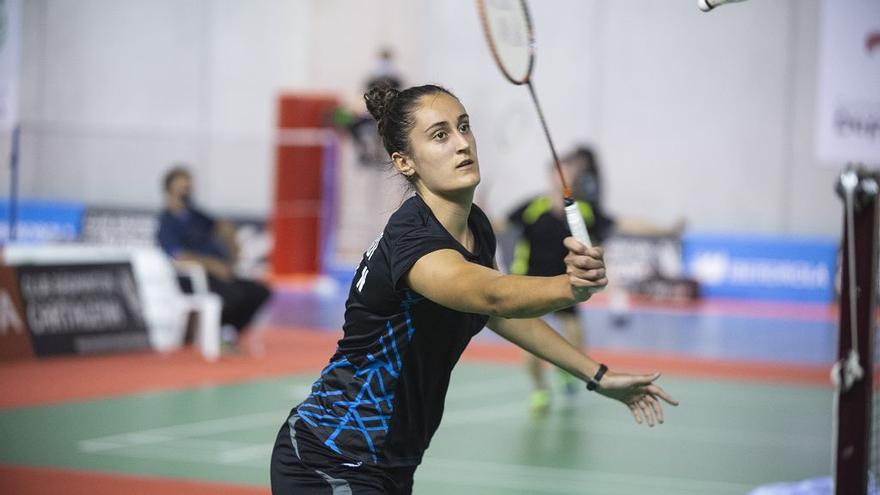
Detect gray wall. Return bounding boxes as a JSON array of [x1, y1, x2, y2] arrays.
[[10, 0, 311, 216], [420, 0, 842, 236], [2, 0, 847, 237]]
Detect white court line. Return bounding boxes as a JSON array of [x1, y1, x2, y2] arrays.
[[82, 440, 248, 465], [78, 411, 284, 452], [79, 394, 822, 458], [217, 443, 273, 464], [78, 376, 523, 454], [78, 411, 823, 473], [76, 374, 821, 480], [79, 435, 752, 494], [76, 438, 753, 494], [95, 438, 272, 465]]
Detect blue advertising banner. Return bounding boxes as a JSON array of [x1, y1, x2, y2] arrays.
[[0, 199, 86, 243], [683, 234, 838, 303]]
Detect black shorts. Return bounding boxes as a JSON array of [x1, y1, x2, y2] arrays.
[[270, 410, 417, 495]]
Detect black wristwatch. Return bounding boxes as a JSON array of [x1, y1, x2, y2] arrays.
[[586, 364, 608, 391]]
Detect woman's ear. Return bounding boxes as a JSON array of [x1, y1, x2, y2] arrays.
[[392, 152, 415, 178]]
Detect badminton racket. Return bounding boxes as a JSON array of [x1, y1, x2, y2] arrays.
[[476, 0, 602, 295]]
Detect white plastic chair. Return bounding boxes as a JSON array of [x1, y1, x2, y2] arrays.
[[129, 248, 223, 361]]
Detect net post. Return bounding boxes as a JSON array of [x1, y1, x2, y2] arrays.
[[835, 166, 880, 495]]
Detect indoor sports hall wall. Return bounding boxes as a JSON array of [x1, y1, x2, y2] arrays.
[[9, 0, 312, 217], [3, 0, 844, 240], [417, 0, 840, 236]]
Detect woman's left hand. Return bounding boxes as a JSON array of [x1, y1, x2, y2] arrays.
[[596, 371, 679, 427]]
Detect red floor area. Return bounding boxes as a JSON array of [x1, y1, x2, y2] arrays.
[[0, 465, 267, 495], [0, 327, 831, 410], [0, 328, 334, 409]]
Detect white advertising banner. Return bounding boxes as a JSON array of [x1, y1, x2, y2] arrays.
[[0, 0, 20, 131], [815, 0, 880, 165]]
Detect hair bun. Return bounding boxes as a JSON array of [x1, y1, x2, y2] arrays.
[[364, 85, 399, 123]]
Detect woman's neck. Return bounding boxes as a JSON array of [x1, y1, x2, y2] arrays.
[[417, 187, 474, 248]]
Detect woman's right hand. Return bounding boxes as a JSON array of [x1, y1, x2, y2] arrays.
[[563, 236, 607, 301]]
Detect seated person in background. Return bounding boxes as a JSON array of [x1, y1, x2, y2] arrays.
[[157, 165, 271, 346]]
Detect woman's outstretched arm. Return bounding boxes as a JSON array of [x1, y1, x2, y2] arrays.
[[487, 316, 679, 426]]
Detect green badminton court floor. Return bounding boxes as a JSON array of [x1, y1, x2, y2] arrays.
[[0, 362, 832, 494]]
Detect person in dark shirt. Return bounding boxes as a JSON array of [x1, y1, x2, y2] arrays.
[[157, 166, 271, 345], [270, 84, 678, 495]]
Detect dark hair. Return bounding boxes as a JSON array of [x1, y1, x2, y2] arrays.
[[163, 165, 191, 192], [564, 145, 603, 204], [364, 84, 456, 158], [565, 145, 599, 177]]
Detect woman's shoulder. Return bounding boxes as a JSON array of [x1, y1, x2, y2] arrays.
[[471, 202, 496, 246], [386, 195, 430, 232], [384, 195, 494, 244], [470, 202, 492, 230]]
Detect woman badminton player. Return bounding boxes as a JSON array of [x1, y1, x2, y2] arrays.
[[270, 84, 678, 495]]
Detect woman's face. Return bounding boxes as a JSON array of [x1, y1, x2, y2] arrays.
[[395, 92, 480, 199]]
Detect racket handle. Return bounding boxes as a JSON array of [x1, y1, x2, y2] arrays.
[[564, 201, 593, 248], [564, 201, 602, 295]]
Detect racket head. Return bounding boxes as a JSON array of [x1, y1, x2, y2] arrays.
[[476, 0, 535, 85]]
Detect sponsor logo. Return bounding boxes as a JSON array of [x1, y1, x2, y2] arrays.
[[689, 251, 830, 289], [689, 252, 728, 285], [834, 105, 880, 142]]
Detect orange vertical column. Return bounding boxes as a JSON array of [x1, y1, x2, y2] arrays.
[[272, 94, 337, 276]]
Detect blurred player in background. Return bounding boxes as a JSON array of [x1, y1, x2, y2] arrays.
[[505, 152, 597, 415], [502, 146, 687, 414], [567, 145, 687, 325]]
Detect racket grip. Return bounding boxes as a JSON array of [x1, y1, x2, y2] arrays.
[[564, 201, 602, 295], [564, 201, 593, 248]]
